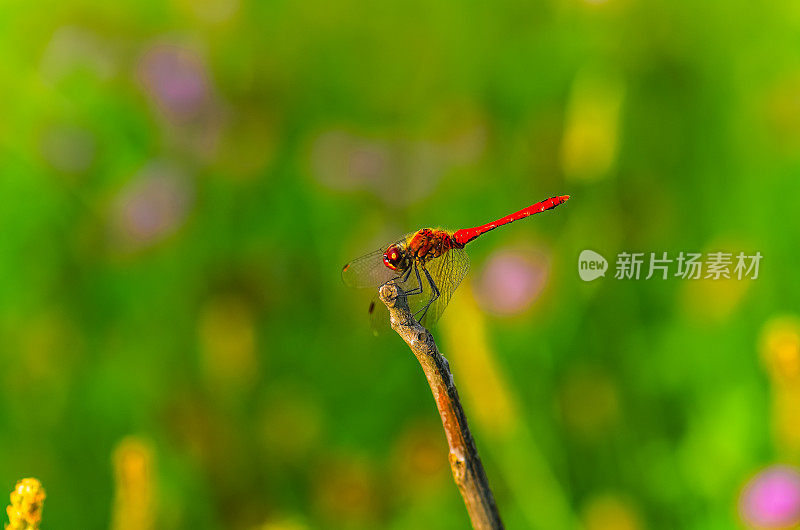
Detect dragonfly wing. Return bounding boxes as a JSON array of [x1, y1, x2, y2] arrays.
[[368, 292, 391, 335], [342, 245, 399, 288], [418, 248, 470, 328], [344, 241, 469, 329]]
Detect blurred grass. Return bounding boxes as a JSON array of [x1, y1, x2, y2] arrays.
[[0, 0, 799, 528]]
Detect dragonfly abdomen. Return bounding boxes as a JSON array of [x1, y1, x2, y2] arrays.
[[452, 195, 569, 246]]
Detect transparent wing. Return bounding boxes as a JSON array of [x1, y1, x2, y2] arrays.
[[425, 247, 470, 327], [341, 241, 403, 288], [403, 248, 470, 328], [344, 242, 469, 330], [368, 292, 391, 335]]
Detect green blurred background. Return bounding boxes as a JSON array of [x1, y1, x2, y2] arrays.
[[2, 0, 800, 528]]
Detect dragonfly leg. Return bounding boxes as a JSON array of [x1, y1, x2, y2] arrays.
[[378, 265, 421, 326], [379, 265, 413, 301], [414, 266, 440, 323], [400, 264, 413, 285], [406, 263, 427, 296], [386, 263, 424, 327]]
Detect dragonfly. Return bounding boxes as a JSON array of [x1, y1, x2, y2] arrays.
[[342, 195, 570, 329]]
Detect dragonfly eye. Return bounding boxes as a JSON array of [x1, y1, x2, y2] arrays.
[[383, 245, 403, 270]]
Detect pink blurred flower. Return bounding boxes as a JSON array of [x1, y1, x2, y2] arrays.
[[310, 130, 442, 206], [474, 249, 549, 316], [112, 162, 193, 249], [740, 465, 800, 528], [311, 131, 389, 191], [139, 44, 210, 123]]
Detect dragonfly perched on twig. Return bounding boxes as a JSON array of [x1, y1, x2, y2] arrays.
[[342, 195, 570, 328]]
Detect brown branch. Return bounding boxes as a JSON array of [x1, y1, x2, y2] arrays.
[[379, 282, 504, 530]]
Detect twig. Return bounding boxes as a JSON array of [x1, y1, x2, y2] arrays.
[[379, 282, 504, 530]]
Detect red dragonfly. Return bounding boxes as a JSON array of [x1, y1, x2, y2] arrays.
[[342, 195, 570, 328]]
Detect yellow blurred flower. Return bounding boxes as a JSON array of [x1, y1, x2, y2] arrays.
[[558, 366, 620, 441], [172, 0, 240, 24], [440, 284, 514, 433], [111, 437, 155, 530], [760, 316, 800, 385], [441, 283, 576, 529], [313, 456, 380, 525], [772, 386, 800, 455], [198, 294, 259, 393], [682, 277, 749, 323], [5, 479, 45, 530], [764, 73, 800, 156], [680, 242, 753, 323], [258, 393, 322, 462], [761, 317, 800, 454], [390, 421, 449, 497], [582, 493, 642, 530], [561, 66, 624, 182], [259, 516, 309, 530]]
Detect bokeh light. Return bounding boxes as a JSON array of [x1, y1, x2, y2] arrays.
[[40, 26, 117, 83], [199, 293, 259, 394], [0, 0, 794, 527], [309, 129, 444, 206], [558, 366, 620, 441], [474, 248, 549, 316], [739, 465, 800, 528], [111, 162, 194, 250], [561, 67, 624, 182], [313, 457, 380, 526], [112, 437, 155, 530], [390, 422, 448, 497], [139, 45, 211, 124], [761, 316, 800, 385], [582, 493, 642, 530]]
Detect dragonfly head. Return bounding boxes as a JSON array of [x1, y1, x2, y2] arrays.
[[383, 244, 407, 271]]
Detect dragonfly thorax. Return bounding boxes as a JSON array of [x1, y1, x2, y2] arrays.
[[382, 228, 456, 272], [405, 228, 462, 263]]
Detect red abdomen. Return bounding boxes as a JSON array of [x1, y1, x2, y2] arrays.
[[453, 195, 569, 246]]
